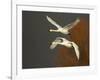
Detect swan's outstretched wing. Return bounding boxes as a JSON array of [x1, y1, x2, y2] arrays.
[[46, 16, 62, 29], [50, 43, 58, 49], [50, 39, 61, 49], [71, 42, 80, 60], [63, 18, 80, 30]]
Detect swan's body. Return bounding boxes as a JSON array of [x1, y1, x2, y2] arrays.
[[50, 37, 80, 60], [46, 16, 80, 34]]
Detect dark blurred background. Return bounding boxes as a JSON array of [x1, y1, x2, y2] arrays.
[[22, 11, 89, 69]]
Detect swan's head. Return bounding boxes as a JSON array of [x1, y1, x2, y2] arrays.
[[49, 29, 59, 32], [49, 29, 54, 32]]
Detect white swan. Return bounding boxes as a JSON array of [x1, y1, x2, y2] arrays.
[[46, 16, 80, 35], [50, 37, 80, 60]]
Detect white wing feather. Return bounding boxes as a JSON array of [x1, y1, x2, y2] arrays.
[[50, 39, 61, 49], [64, 18, 80, 30], [71, 42, 80, 60], [50, 43, 58, 49], [46, 16, 62, 29]]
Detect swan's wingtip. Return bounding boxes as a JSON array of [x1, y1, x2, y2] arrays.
[[46, 16, 49, 19], [76, 17, 80, 22], [77, 56, 80, 60]]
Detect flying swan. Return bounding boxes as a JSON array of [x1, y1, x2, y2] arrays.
[[46, 16, 80, 35], [50, 37, 80, 60]]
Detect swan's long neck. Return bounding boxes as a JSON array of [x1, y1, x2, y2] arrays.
[[50, 29, 59, 32]]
